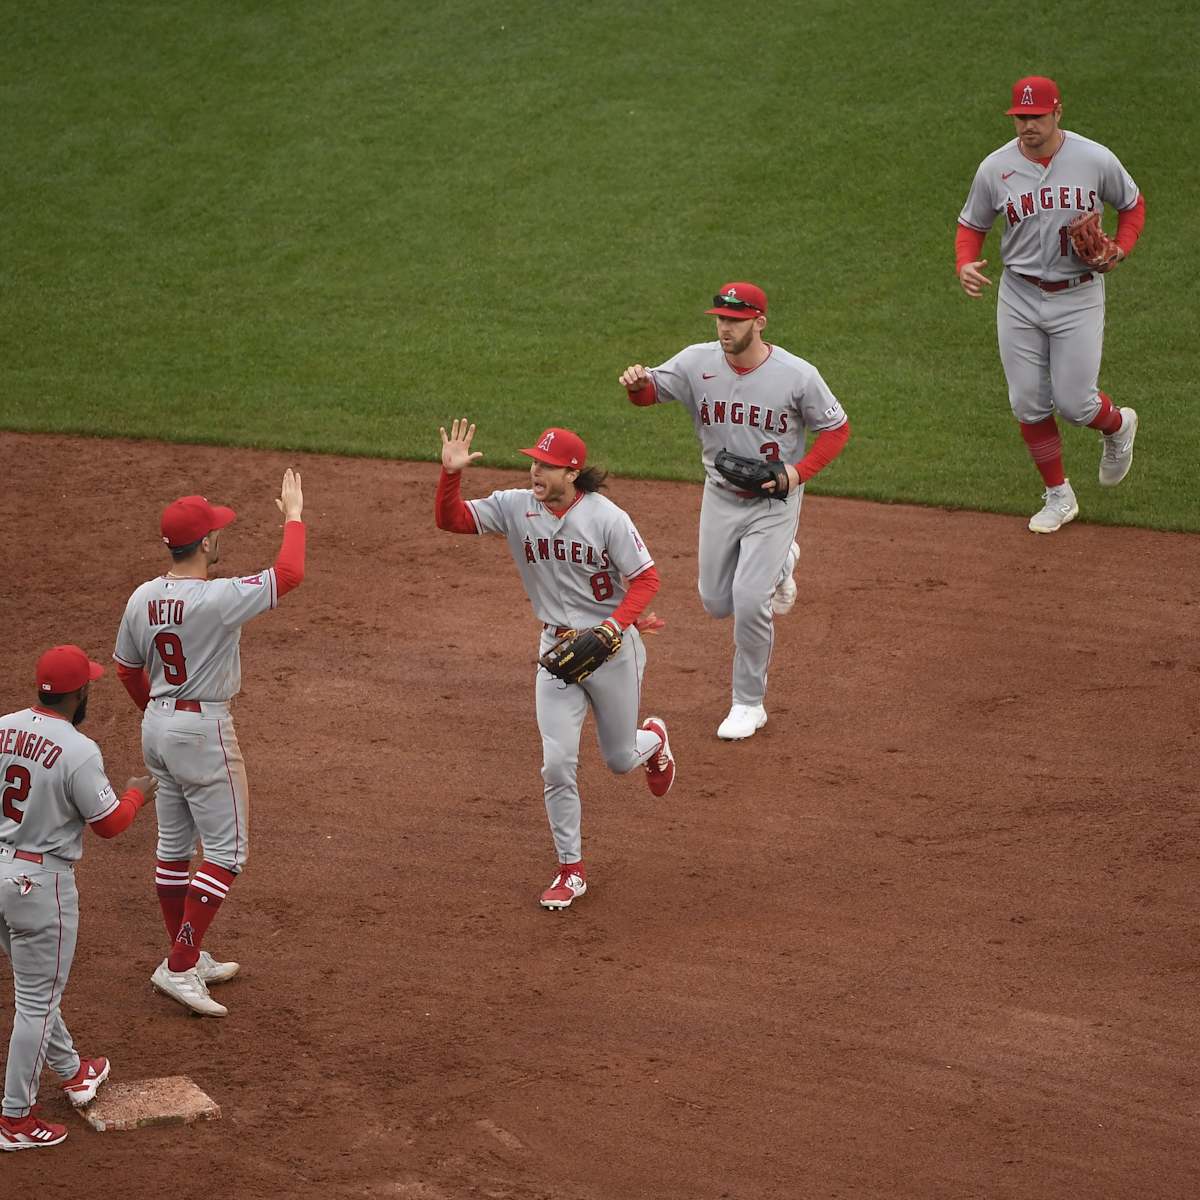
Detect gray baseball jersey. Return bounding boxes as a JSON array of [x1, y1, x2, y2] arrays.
[[644, 342, 845, 706], [113, 571, 278, 700], [959, 131, 1139, 281], [460, 484, 661, 865], [1, 707, 123, 1118], [466, 489, 654, 629], [646, 342, 847, 481], [0, 709, 119, 861]]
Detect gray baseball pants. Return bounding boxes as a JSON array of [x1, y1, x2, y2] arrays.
[[536, 627, 660, 863], [0, 855, 82, 1119]]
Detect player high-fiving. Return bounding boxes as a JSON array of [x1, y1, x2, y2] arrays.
[[435, 419, 675, 910], [113, 470, 307, 1017]]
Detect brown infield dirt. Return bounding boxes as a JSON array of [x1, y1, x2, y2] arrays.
[[0, 431, 1197, 1199]]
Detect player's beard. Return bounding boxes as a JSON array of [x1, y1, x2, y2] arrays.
[[724, 324, 756, 356], [72, 695, 88, 727]]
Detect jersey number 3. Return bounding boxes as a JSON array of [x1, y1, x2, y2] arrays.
[[154, 631, 189, 685], [2, 765, 32, 824]]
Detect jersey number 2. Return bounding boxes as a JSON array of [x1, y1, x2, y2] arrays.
[[2, 765, 31, 824], [154, 632, 189, 685]]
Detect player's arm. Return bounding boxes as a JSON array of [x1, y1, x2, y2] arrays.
[[436, 417, 484, 534], [1113, 193, 1146, 259], [113, 601, 151, 710], [619, 365, 658, 406], [607, 565, 660, 630], [115, 661, 151, 711], [955, 223, 991, 297], [273, 468, 306, 598], [69, 753, 158, 838], [795, 421, 851, 485]]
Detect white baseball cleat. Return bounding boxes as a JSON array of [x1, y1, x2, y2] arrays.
[[196, 950, 240, 985], [151, 960, 228, 1017], [771, 542, 800, 616], [717, 703, 768, 740], [1098, 407, 1138, 487], [1028, 480, 1079, 534]]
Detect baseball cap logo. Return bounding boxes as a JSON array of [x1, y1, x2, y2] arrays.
[[1020, 84, 1034, 106], [537, 431, 556, 452], [723, 288, 740, 300]]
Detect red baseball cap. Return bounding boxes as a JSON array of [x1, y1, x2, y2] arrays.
[[161, 495, 237, 549], [1006, 76, 1061, 115], [705, 282, 768, 320], [36, 645, 105, 695], [520, 428, 587, 469]]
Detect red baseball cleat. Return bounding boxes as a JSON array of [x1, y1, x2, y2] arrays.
[[0, 1110, 68, 1151], [642, 717, 676, 797], [540, 862, 587, 910], [62, 1055, 111, 1107]]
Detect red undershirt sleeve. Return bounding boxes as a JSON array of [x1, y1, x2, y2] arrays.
[[1115, 193, 1146, 255], [273, 520, 306, 598], [608, 566, 660, 630], [90, 787, 148, 839], [955, 224, 988, 273], [115, 662, 151, 712], [796, 421, 851, 483], [626, 377, 658, 407], [435, 469, 479, 533]]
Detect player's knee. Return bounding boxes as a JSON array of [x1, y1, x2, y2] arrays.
[[1055, 397, 1097, 427], [540, 755, 578, 791], [601, 749, 639, 775], [700, 591, 733, 619], [731, 580, 768, 614]]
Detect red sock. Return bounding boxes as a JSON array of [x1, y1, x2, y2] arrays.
[[1087, 391, 1123, 435], [167, 861, 236, 973], [1019, 417, 1066, 487], [155, 859, 191, 941]]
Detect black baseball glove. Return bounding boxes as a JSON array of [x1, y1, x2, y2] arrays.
[[539, 623, 622, 685], [714, 449, 790, 500]]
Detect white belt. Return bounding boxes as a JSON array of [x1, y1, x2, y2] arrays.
[[150, 697, 231, 717]]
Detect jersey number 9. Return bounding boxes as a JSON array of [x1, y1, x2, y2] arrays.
[[154, 632, 190, 685]]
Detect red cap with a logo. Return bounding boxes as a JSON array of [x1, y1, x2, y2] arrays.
[[1006, 76, 1061, 115], [520, 428, 587, 469], [36, 645, 105, 695], [705, 282, 768, 320], [160, 495, 237, 549]]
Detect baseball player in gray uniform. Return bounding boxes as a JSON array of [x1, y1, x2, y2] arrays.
[[1, 646, 155, 1151], [620, 282, 851, 740], [957, 75, 1146, 533], [113, 471, 305, 1016], [436, 419, 675, 910]]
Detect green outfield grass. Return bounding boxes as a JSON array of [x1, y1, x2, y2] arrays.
[[2, 1, 1197, 529]]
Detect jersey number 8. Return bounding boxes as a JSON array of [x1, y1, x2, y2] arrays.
[[154, 631, 190, 685]]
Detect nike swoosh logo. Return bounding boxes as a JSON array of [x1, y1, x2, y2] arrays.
[[525, 511, 540, 517], [1001, 170, 1016, 180], [702, 373, 716, 379]]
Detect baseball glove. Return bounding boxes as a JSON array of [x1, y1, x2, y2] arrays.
[[1067, 213, 1121, 273], [539, 623, 622, 685], [714, 449, 790, 500]]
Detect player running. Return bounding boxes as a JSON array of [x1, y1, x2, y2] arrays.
[[956, 75, 1146, 533], [620, 282, 851, 740], [113, 471, 306, 1017], [435, 419, 675, 910], [1, 646, 156, 1151]]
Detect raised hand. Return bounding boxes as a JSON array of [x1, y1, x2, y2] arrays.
[[440, 417, 484, 473], [275, 468, 304, 521]]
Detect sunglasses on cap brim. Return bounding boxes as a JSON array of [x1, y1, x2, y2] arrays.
[[712, 295, 763, 313]]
